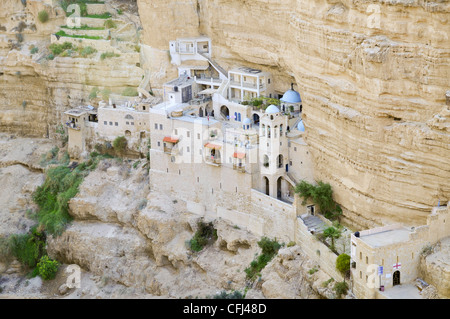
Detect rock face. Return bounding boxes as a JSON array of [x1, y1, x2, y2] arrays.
[[137, 0, 450, 229], [419, 237, 450, 298], [0, 0, 144, 138]]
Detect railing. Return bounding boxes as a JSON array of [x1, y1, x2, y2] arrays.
[[205, 156, 221, 165]]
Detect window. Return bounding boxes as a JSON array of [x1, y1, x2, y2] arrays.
[[360, 252, 362, 260], [289, 160, 293, 166], [143, 106, 146, 111], [115, 122, 118, 126], [109, 121, 112, 125], [104, 121, 107, 125], [159, 124, 163, 130], [197, 133, 200, 139], [294, 147, 297, 152], [186, 146, 190, 152], [157, 141, 160, 147], [131, 122, 134, 125], [155, 123, 158, 129], [268, 78, 271, 84], [126, 121, 129, 125], [366, 256, 368, 264], [175, 129, 178, 135], [187, 131, 190, 137]]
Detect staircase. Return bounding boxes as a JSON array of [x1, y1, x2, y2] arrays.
[[199, 52, 227, 79], [300, 215, 327, 234]]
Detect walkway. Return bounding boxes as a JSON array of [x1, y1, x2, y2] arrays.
[[301, 215, 327, 234]]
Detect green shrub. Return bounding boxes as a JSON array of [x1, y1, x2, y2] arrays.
[[49, 42, 73, 56], [322, 278, 334, 288], [333, 281, 348, 299], [15, 33, 24, 43], [213, 290, 245, 299], [189, 221, 218, 252], [121, 87, 138, 97], [336, 253, 350, 275], [104, 19, 117, 29], [245, 237, 281, 281], [112, 136, 127, 155], [80, 46, 97, 57], [89, 87, 99, 100], [30, 47, 39, 54], [98, 88, 111, 101], [295, 180, 342, 221], [38, 10, 49, 23], [308, 267, 319, 275], [100, 51, 120, 60], [8, 226, 46, 268], [36, 255, 59, 280]]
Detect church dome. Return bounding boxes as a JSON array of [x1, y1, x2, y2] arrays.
[[281, 84, 301, 104], [243, 117, 251, 125], [265, 104, 280, 114], [297, 120, 305, 132]]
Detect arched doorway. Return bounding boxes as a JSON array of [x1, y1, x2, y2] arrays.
[[277, 176, 282, 199], [253, 113, 260, 125], [263, 176, 269, 196], [125, 130, 131, 137], [220, 105, 229, 119], [277, 154, 283, 168], [393, 271, 400, 286]]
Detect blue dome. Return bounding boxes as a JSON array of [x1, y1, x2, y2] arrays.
[[265, 104, 280, 114], [281, 89, 301, 104], [297, 120, 305, 132], [243, 117, 251, 125]]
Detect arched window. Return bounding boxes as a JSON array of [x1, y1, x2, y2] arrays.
[[125, 114, 134, 120], [237, 113, 241, 122], [274, 125, 278, 138]]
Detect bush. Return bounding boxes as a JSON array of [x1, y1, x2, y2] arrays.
[[189, 221, 218, 252], [121, 87, 138, 97], [38, 10, 49, 23], [213, 290, 245, 299], [245, 237, 281, 281], [36, 255, 59, 280], [336, 253, 350, 275], [89, 87, 99, 100], [333, 281, 348, 299], [8, 226, 46, 268], [80, 46, 97, 58], [30, 46, 39, 54], [49, 42, 73, 56], [100, 51, 120, 60], [112, 136, 127, 155], [47, 54, 55, 60], [104, 19, 117, 29]]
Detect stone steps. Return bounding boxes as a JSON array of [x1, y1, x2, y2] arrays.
[[301, 215, 327, 233]]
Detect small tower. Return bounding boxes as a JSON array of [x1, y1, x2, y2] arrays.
[[280, 83, 302, 116], [64, 108, 87, 160], [259, 104, 289, 198]]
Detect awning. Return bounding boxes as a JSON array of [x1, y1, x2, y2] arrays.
[[204, 143, 221, 150], [163, 136, 179, 143], [233, 152, 246, 159], [198, 88, 217, 95]]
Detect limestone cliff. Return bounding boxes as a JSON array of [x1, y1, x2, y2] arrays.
[[0, 0, 143, 138], [137, 0, 450, 229]]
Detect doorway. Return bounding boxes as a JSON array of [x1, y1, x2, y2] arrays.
[[393, 271, 400, 286]]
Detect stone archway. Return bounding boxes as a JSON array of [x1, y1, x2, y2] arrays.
[[220, 105, 229, 119], [393, 271, 400, 286]]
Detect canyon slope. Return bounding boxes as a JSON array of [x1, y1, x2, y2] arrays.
[[138, 0, 450, 229]]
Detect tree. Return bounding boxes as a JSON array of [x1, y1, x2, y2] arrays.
[[336, 253, 350, 280], [113, 136, 127, 155], [38, 10, 49, 23], [322, 226, 342, 252]]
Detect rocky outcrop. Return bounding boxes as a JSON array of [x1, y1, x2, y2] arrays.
[[137, 0, 450, 229], [419, 237, 450, 298]]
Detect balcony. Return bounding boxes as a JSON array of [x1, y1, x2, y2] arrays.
[[66, 122, 81, 131], [163, 136, 179, 154], [233, 163, 245, 173]]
